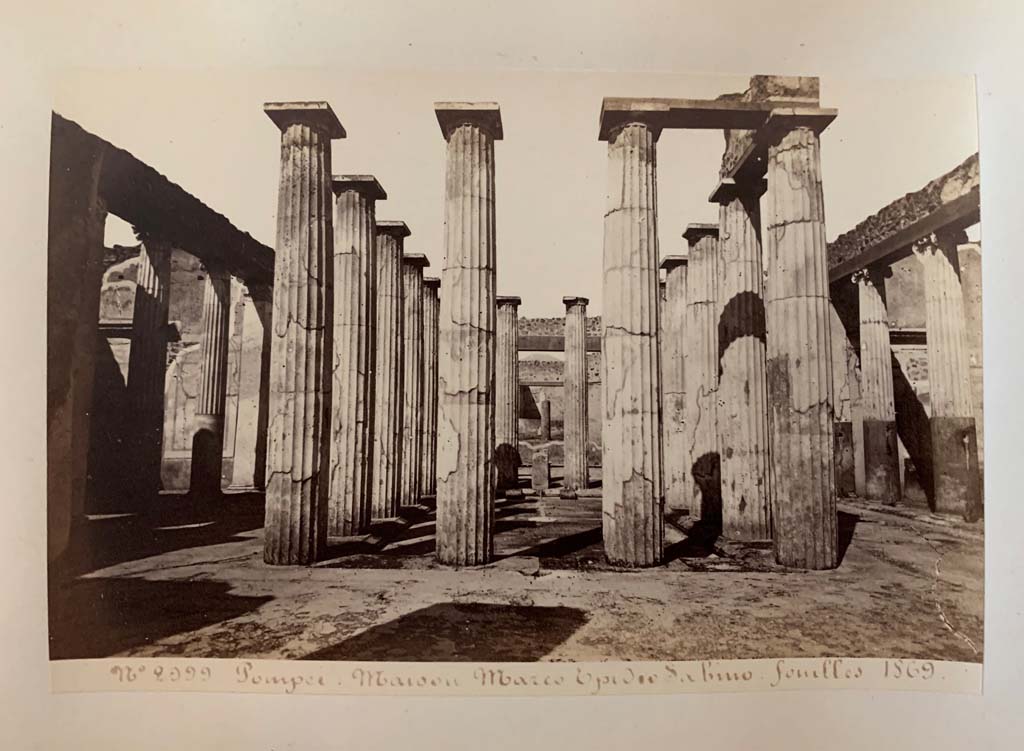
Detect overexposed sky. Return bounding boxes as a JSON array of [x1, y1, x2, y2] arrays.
[[56, 69, 977, 318]]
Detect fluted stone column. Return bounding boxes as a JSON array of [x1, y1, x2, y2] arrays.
[[495, 296, 521, 491], [601, 120, 664, 567], [126, 238, 172, 497], [763, 113, 838, 569], [227, 282, 273, 491], [370, 221, 410, 519], [563, 296, 590, 493], [434, 102, 502, 566], [659, 256, 689, 514], [853, 267, 900, 505], [539, 399, 551, 440], [190, 266, 231, 495], [400, 253, 430, 507], [421, 277, 441, 496], [912, 229, 981, 519], [262, 102, 343, 565], [714, 180, 771, 540], [683, 224, 721, 523], [327, 176, 385, 536]]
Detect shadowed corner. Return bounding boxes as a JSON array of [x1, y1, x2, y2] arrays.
[[495, 443, 522, 495], [837, 509, 859, 566], [300, 602, 588, 661], [691, 452, 722, 533], [189, 428, 224, 498]]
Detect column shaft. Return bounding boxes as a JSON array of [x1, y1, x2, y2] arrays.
[[764, 123, 838, 569], [420, 279, 441, 496], [435, 107, 500, 566], [563, 298, 589, 492], [263, 105, 341, 565], [495, 297, 521, 490], [539, 399, 551, 440], [190, 267, 231, 494], [601, 122, 664, 567], [717, 195, 771, 540], [400, 261, 426, 506], [855, 269, 900, 504], [661, 261, 689, 513]]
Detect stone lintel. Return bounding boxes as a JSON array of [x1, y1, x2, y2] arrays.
[[331, 174, 387, 201], [496, 295, 522, 307], [659, 254, 689, 271], [598, 97, 774, 141], [402, 253, 430, 268], [682, 223, 720, 245], [435, 102, 503, 141], [376, 220, 411, 238], [263, 101, 346, 139], [562, 296, 589, 309], [423, 276, 441, 290], [726, 107, 838, 184], [708, 176, 767, 204]]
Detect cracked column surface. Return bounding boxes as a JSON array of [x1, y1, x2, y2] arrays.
[[434, 102, 501, 566], [327, 176, 385, 536], [683, 224, 721, 523], [912, 230, 981, 520], [262, 102, 344, 565], [126, 238, 172, 498], [563, 296, 590, 492], [763, 113, 838, 569], [600, 120, 664, 567], [370, 221, 410, 519], [714, 179, 772, 541], [400, 253, 430, 506], [190, 266, 231, 495], [495, 296, 521, 491], [659, 256, 689, 514], [421, 277, 441, 496], [853, 267, 901, 505]]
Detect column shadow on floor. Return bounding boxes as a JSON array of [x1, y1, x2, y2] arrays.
[[300, 602, 588, 661]]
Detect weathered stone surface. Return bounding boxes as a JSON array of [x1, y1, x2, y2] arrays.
[[435, 103, 501, 566], [496, 296, 521, 490], [660, 256, 689, 514], [190, 268, 231, 495], [562, 296, 589, 492], [601, 121, 664, 567], [370, 221, 409, 519], [538, 398, 551, 440], [400, 253, 429, 507], [715, 185, 771, 541], [262, 102, 342, 565], [421, 277, 441, 496], [853, 268, 901, 504], [226, 284, 272, 491], [958, 243, 984, 477], [764, 119, 838, 569], [912, 230, 981, 520], [683, 224, 721, 523], [531, 450, 551, 492], [327, 177, 384, 535]]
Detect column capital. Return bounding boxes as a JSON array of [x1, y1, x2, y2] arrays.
[[376, 220, 411, 239], [402, 253, 430, 269], [263, 101, 346, 139], [423, 276, 441, 291], [659, 254, 688, 272], [851, 266, 891, 287], [708, 176, 767, 204], [912, 227, 968, 257], [602, 118, 663, 144], [562, 296, 589, 309], [496, 295, 522, 308], [682, 223, 719, 246], [331, 174, 387, 201], [435, 102, 503, 141], [759, 107, 837, 143]]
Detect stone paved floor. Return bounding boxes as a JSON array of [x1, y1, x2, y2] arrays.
[[48, 488, 984, 663]]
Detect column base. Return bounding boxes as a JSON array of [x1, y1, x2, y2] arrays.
[[931, 415, 982, 521], [863, 419, 901, 505]]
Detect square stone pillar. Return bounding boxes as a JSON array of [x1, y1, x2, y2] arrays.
[[190, 266, 232, 496], [434, 102, 502, 566], [262, 102, 344, 565], [328, 175, 385, 536], [659, 256, 689, 514], [562, 296, 590, 493], [400, 253, 430, 507], [496, 295, 522, 491], [911, 229, 981, 520], [421, 277, 441, 496], [683, 223, 721, 524], [370, 221, 409, 519], [852, 267, 901, 505], [762, 110, 838, 569], [600, 119, 664, 567], [712, 178, 772, 541]]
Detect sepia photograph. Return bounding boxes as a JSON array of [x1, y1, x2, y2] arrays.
[[45, 67, 985, 673]]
